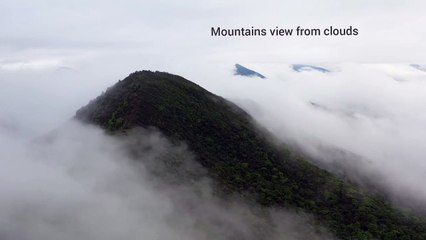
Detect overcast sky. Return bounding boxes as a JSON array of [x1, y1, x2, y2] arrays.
[[0, 0, 425, 68], [0, 0, 425, 135]]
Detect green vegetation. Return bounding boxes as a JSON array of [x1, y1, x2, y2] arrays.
[[76, 71, 426, 239]]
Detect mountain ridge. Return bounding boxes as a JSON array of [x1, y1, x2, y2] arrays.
[[76, 70, 426, 240]]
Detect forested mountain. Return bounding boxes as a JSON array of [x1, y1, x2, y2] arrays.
[[76, 70, 426, 239]]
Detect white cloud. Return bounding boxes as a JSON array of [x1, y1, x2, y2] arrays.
[[194, 63, 426, 210], [0, 59, 63, 71], [0, 121, 334, 240]]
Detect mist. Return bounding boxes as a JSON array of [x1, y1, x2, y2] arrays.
[[2, 60, 426, 233], [0, 120, 334, 240], [195, 62, 426, 211]]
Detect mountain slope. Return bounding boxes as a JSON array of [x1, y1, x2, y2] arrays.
[[76, 70, 426, 240]]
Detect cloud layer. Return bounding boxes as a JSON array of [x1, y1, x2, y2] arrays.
[[0, 121, 334, 240], [197, 63, 426, 211]]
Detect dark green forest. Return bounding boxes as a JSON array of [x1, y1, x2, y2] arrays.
[[76, 71, 426, 239]]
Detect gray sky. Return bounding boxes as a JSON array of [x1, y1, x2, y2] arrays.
[[0, 0, 425, 68]]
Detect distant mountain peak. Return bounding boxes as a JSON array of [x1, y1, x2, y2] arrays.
[[234, 64, 266, 78], [410, 64, 426, 72], [292, 64, 330, 73]]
